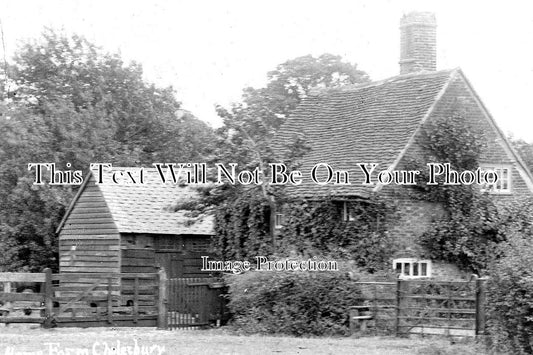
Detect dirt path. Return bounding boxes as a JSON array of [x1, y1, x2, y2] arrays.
[[0, 325, 484, 355]]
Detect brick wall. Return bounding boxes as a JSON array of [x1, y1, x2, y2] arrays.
[[400, 12, 437, 74], [430, 261, 469, 280]]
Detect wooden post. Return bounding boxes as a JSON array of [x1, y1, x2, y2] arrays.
[[107, 277, 113, 324], [157, 268, 168, 330], [349, 308, 357, 334], [43, 268, 53, 328], [133, 277, 139, 324], [395, 278, 401, 336], [446, 281, 452, 337], [475, 277, 487, 336], [4, 280, 11, 311], [373, 284, 378, 335]]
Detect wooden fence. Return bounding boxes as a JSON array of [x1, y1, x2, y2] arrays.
[[0, 268, 165, 328], [349, 281, 396, 334], [349, 277, 487, 337], [396, 278, 486, 337], [1, 269, 485, 335], [0, 269, 52, 326], [0, 269, 226, 329], [51, 271, 161, 327]]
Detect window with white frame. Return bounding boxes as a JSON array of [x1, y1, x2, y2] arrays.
[[393, 258, 431, 278], [480, 165, 511, 194], [342, 201, 356, 222], [275, 213, 284, 229]]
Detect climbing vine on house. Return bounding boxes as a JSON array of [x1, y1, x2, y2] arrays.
[[408, 110, 533, 274], [278, 197, 396, 272], [212, 190, 396, 273], [212, 188, 273, 260], [406, 110, 485, 211]]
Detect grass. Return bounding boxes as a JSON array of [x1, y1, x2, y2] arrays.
[[0, 325, 488, 355]]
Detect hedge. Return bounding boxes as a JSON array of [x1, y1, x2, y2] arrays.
[[224, 270, 362, 336]]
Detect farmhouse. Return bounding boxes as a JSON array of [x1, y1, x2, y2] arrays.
[[56, 167, 214, 279], [274, 12, 533, 278]]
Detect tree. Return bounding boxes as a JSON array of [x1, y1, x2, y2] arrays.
[[211, 54, 369, 256], [11, 28, 214, 164], [217, 53, 369, 149], [0, 29, 214, 271]]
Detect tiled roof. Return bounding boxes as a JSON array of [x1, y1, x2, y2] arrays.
[[274, 69, 457, 198], [95, 168, 214, 235]]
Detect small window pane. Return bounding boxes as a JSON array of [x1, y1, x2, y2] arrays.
[[502, 169, 509, 190], [404, 263, 410, 276], [413, 263, 419, 276], [275, 213, 284, 228], [421, 263, 427, 276], [482, 166, 511, 193]]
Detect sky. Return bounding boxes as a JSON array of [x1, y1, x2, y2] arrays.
[[2, 0, 533, 142]]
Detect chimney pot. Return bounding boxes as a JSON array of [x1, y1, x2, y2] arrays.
[[399, 12, 437, 74]]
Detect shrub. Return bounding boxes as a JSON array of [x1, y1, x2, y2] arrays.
[[224, 270, 362, 336], [486, 233, 533, 354]]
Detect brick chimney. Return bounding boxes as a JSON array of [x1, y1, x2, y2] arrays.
[[399, 12, 437, 74]]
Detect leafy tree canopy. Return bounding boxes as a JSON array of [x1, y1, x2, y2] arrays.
[[10, 28, 214, 165], [0, 29, 214, 271], [215, 53, 369, 166]]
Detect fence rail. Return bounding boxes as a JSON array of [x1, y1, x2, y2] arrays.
[[0, 268, 164, 328], [349, 277, 487, 337], [0, 268, 226, 329], [0, 269, 485, 335]]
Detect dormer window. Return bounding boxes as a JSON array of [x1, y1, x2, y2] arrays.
[[481, 165, 511, 194], [393, 258, 431, 278]]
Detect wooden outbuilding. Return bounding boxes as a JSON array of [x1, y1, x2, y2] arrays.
[[56, 167, 214, 279]]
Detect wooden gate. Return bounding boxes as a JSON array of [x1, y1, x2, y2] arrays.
[[0, 270, 52, 326], [395, 278, 486, 337], [166, 277, 226, 329], [52, 272, 160, 327]]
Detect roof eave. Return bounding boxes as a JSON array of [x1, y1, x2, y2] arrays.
[[55, 170, 94, 234]]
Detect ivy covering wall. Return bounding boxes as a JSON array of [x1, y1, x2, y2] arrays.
[[213, 192, 396, 273], [405, 111, 533, 274]]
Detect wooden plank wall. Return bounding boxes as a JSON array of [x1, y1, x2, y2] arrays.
[[154, 251, 214, 278], [121, 248, 157, 274], [181, 252, 213, 278], [59, 176, 120, 274]]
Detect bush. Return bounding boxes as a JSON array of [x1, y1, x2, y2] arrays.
[[225, 270, 362, 336], [486, 233, 533, 354]]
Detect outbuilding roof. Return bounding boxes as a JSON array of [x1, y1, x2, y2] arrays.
[[57, 167, 214, 235]]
